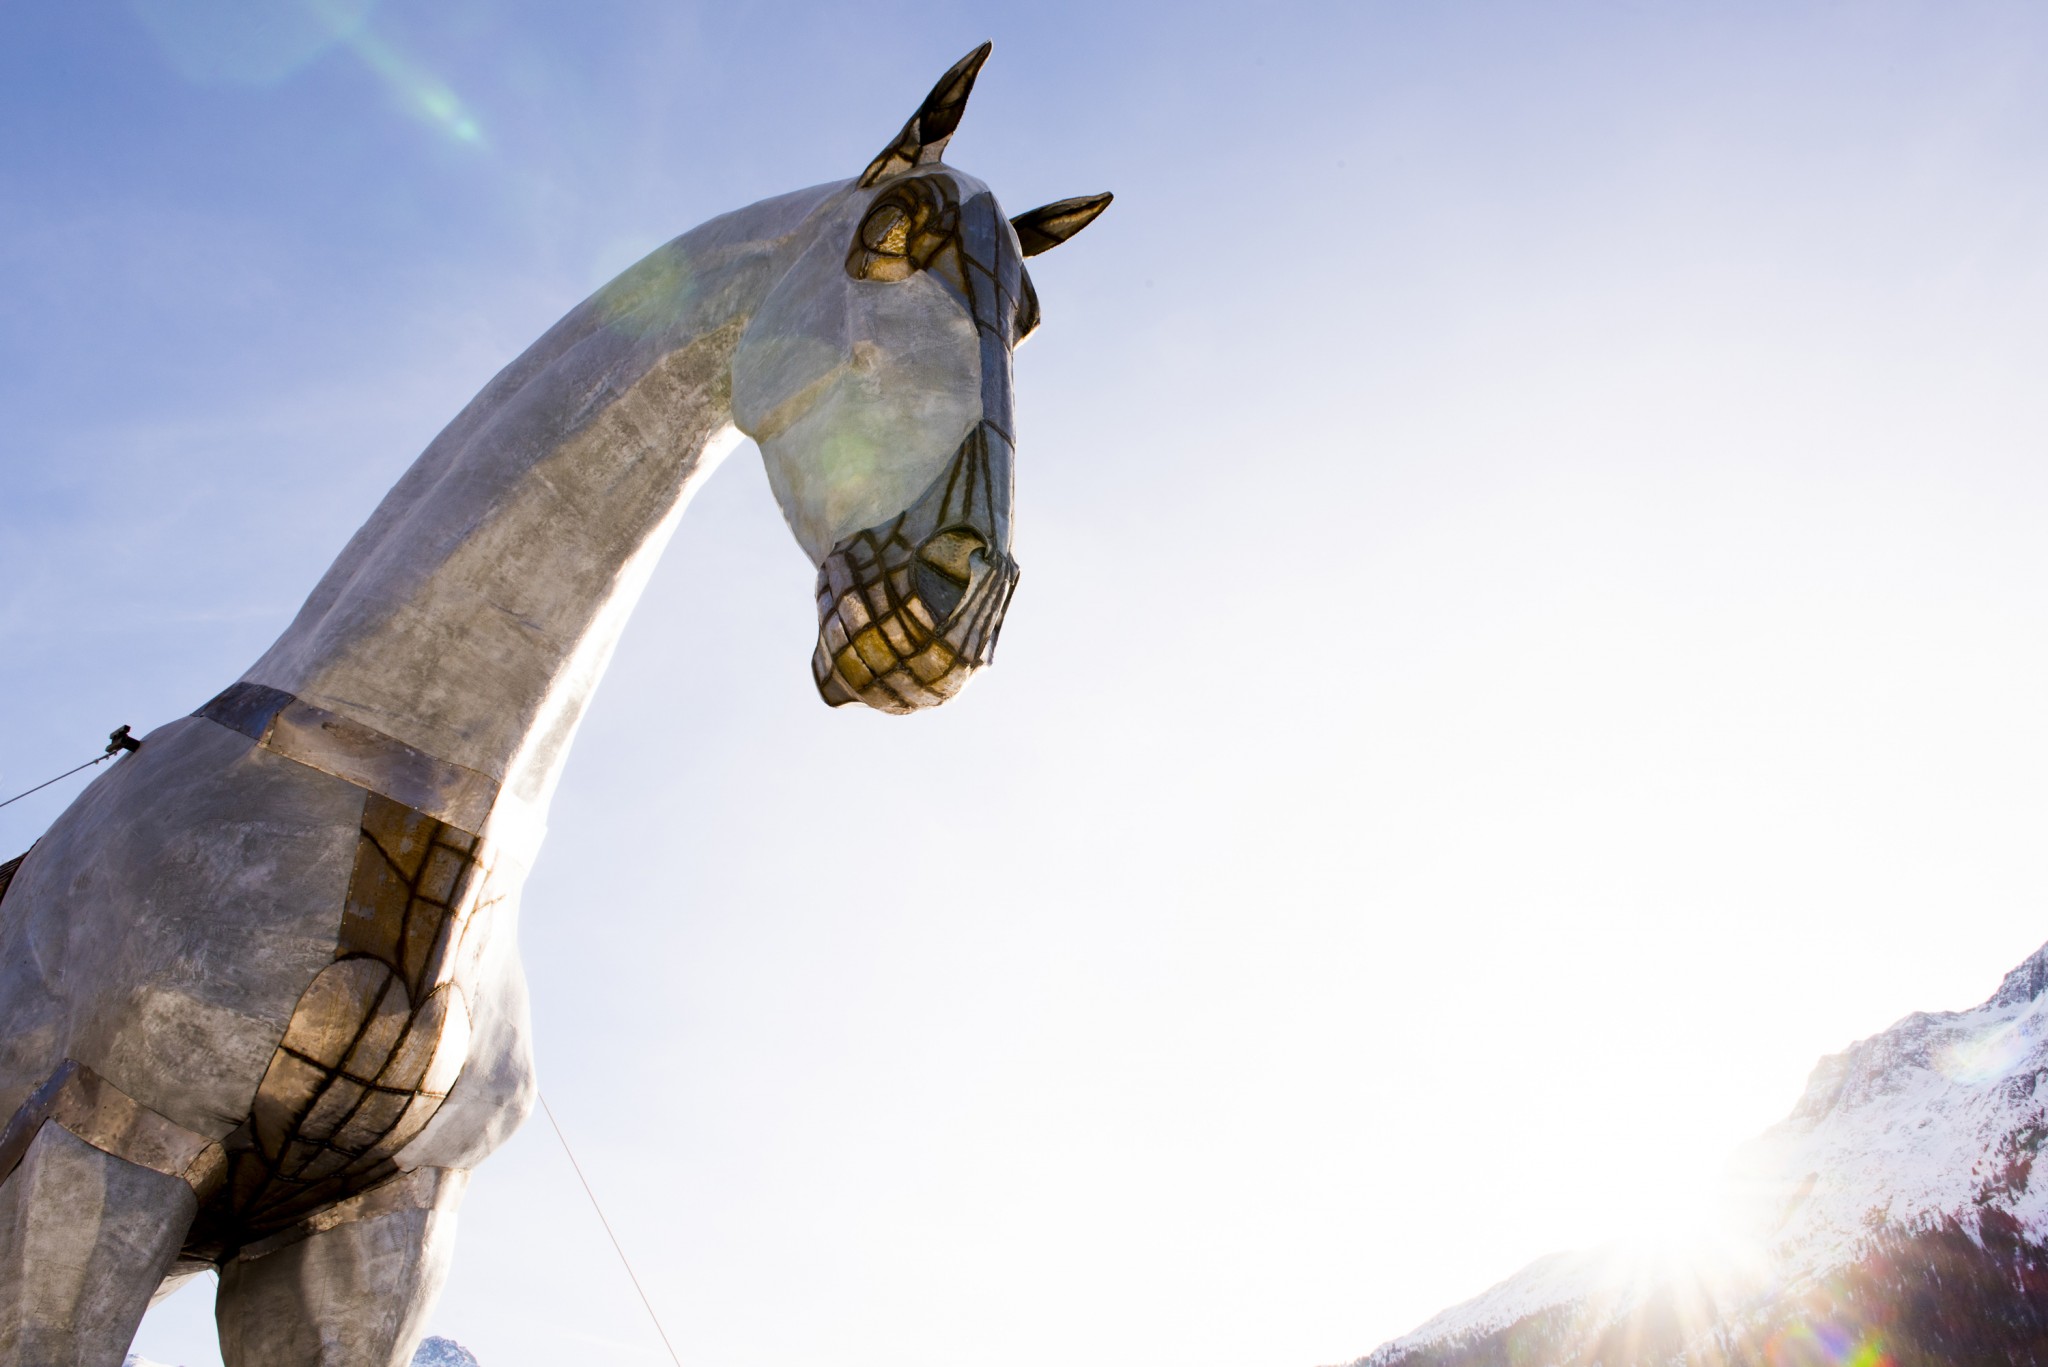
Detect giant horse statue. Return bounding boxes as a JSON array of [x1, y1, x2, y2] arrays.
[[0, 44, 1108, 1366]]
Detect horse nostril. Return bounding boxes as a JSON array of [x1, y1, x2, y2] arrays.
[[913, 527, 986, 621], [912, 561, 964, 621]]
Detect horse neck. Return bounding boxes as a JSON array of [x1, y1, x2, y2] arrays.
[[241, 182, 841, 839]]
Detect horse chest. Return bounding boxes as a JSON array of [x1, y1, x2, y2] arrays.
[[185, 792, 499, 1257]]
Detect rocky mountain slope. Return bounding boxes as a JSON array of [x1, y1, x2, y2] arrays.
[[1349, 941, 2048, 1367]]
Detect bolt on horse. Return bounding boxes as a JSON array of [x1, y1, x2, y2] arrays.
[[0, 44, 1106, 1367]]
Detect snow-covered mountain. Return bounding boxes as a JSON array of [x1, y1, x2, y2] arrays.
[[1348, 941, 2048, 1366], [125, 1333, 478, 1367]]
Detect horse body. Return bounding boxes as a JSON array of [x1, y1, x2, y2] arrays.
[[0, 45, 1106, 1366]]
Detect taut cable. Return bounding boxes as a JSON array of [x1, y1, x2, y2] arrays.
[[539, 1092, 686, 1367], [0, 726, 141, 810]]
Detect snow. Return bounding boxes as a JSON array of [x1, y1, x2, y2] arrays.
[[1359, 1249, 1611, 1362], [1737, 939, 2048, 1269]]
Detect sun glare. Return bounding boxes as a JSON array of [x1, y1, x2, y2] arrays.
[[1600, 1168, 1774, 1322], [1601, 1152, 1752, 1267]]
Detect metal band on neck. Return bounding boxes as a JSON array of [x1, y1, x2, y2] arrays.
[[196, 682, 500, 834]]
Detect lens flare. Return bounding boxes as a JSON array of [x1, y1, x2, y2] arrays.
[[340, 19, 486, 146], [128, 0, 379, 86], [1937, 1018, 2031, 1085], [1763, 1322, 1893, 1366], [129, 0, 485, 147]]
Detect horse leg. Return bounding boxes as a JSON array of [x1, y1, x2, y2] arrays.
[[216, 1166, 466, 1367], [0, 1120, 198, 1366]]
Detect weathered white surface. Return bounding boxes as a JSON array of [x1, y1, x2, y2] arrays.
[[0, 1122, 195, 1365], [395, 883, 533, 1174], [0, 717, 360, 1134], [217, 1167, 463, 1367]]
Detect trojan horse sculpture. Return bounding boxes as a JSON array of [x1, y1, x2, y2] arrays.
[[0, 44, 1107, 1366]]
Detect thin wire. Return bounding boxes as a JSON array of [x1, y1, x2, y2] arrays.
[[0, 753, 110, 810], [539, 1091, 685, 1367]]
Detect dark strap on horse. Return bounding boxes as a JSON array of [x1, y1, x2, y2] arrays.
[[0, 852, 24, 909]]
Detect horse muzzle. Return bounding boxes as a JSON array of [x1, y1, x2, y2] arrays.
[[811, 520, 1019, 713]]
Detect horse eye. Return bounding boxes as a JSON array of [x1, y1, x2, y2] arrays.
[[848, 200, 921, 282], [862, 204, 912, 256], [845, 179, 956, 284]]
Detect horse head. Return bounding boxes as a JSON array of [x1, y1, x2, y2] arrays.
[[729, 43, 1110, 714]]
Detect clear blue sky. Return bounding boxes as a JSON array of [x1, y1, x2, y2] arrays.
[[5, 4, 2048, 1365]]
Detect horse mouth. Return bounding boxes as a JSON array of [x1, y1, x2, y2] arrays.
[[811, 520, 1020, 713]]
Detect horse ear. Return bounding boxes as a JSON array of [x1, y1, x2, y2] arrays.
[[1009, 193, 1114, 256], [859, 42, 993, 188]]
